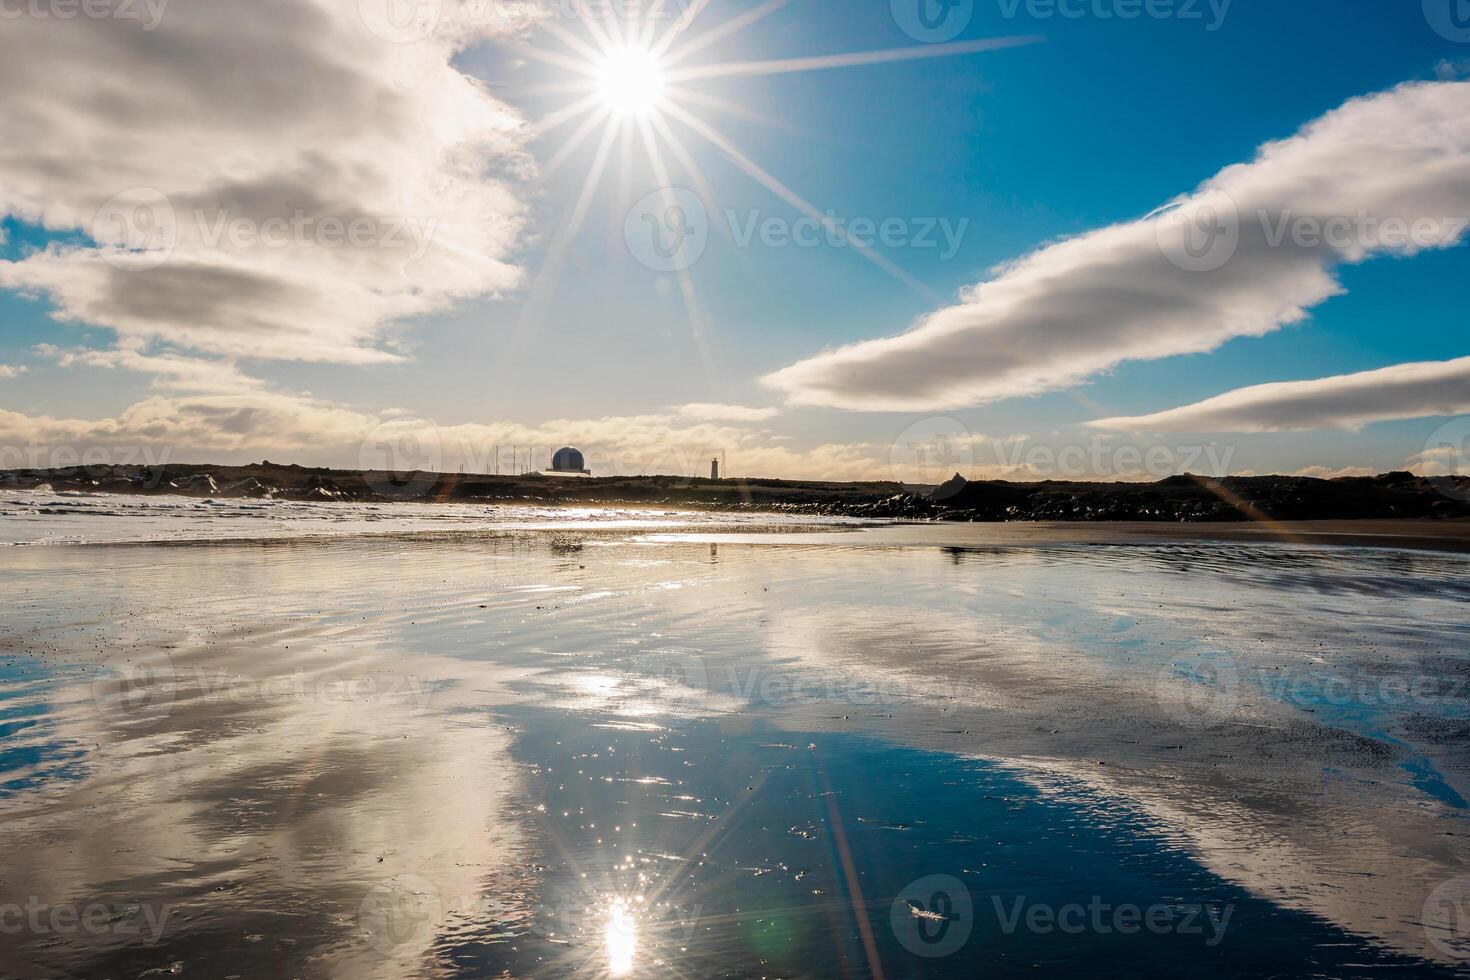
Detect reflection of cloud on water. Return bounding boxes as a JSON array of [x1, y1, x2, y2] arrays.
[[0, 622, 527, 980], [5, 529, 1470, 971], [761, 602, 1113, 713], [1000, 753, 1467, 966], [734, 551, 1470, 966]]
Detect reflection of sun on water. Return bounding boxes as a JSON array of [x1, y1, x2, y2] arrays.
[[605, 898, 638, 977]]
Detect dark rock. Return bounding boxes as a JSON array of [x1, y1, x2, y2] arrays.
[[931, 473, 970, 502]]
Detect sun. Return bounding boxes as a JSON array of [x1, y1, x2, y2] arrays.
[[595, 46, 667, 117], [509, 5, 1038, 357]]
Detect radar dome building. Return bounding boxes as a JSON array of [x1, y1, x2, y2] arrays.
[[546, 446, 592, 477]]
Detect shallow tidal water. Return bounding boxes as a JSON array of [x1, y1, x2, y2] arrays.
[[2, 510, 1469, 978]]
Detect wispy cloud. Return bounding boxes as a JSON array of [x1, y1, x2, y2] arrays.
[[1234, 465, 1379, 479], [1088, 356, 1470, 432], [763, 80, 1470, 411], [675, 403, 781, 422], [0, 0, 536, 364], [0, 365, 27, 379], [37, 345, 263, 394]]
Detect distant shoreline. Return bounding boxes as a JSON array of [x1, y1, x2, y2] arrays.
[[4, 462, 1469, 524]]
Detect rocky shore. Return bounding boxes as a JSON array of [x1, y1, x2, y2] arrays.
[[4, 462, 1469, 523]]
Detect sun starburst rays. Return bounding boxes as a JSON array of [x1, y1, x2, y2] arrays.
[[659, 0, 793, 69], [668, 33, 1043, 82], [504, 3, 1041, 353]]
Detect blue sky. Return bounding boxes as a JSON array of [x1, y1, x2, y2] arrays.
[[1, 0, 1468, 480]]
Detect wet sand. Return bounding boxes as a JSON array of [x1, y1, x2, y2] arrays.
[[652, 517, 1470, 552], [1, 519, 1468, 977]]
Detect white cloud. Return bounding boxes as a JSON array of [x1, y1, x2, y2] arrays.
[[0, 365, 27, 379], [0, 388, 893, 481], [1286, 465, 1378, 479], [0, 378, 1375, 483], [675, 403, 781, 422], [763, 80, 1470, 411], [1087, 356, 1470, 432], [0, 393, 368, 462], [1406, 442, 1470, 477], [1413, 446, 1461, 463], [0, 382, 1263, 482], [0, 0, 536, 363], [37, 345, 262, 394]]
